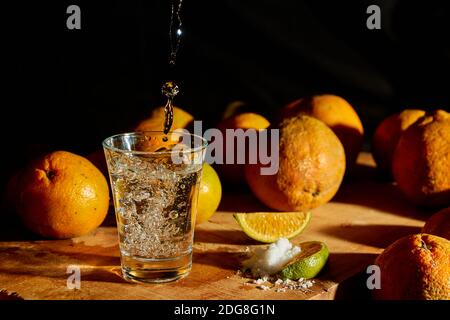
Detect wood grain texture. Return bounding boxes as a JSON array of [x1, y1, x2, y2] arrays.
[[0, 153, 429, 300]]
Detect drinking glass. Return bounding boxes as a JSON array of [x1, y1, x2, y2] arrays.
[[103, 131, 207, 283]]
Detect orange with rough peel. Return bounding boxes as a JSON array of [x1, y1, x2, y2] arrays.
[[281, 95, 363, 165], [245, 115, 346, 212], [135, 106, 194, 132], [372, 109, 425, 173], [392, 110, 450, 208], [374, 234, 450, 300], [15, 151, 110, 239], [423, 207, 450, 240], [217, 112, 270, 184]]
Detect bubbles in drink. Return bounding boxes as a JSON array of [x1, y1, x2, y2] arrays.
[[105, 149, 201, 259], [169, 210, 179, 219]]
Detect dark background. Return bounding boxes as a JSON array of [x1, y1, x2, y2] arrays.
[[3, 0, 450, 185]]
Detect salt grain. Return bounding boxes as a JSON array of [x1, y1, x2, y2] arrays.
[[238, 238, 317, 293], [257, 285, 270, 291], [240, 271, 316, 293], [242, 238, 301, 277]]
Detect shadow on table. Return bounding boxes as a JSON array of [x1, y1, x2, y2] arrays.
[[195, 229, 258, 245], [334, 179, 431, 221], [0, 266, 127, 285], [344, 160, 380, 183], [193, 250, 246, 271], [0, 246, 125, 284], [333, 270, 373, 300], [317, 252, 377, 300], [320, 224, 422, 248], [81, 267, 127, 284]]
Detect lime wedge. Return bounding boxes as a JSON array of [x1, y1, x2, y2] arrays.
[[233, 212, 311, 243], [280, 241, 329, 280]]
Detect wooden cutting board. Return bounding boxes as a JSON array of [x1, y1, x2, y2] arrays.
[[0, 153, 429, 300]]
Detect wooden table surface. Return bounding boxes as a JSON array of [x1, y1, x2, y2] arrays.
[[0, 153, 430, 300]]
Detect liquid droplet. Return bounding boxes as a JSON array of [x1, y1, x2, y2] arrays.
[[161, 81, 179, 98], [161, 81, 179, 134], [169, 53, 177, 67]]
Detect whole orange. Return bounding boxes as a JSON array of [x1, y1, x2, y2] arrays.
[[218, 112, 270, 131], [196, 163, 222, 225], [15, 151, 110, 239], [372, 109, 425, 173], [221, 100, 248, 120], [281, 95, 363, 165], [374, 234, 450, 300], [392, 110, 450, 208], [423, 207, 450, 240], [135, 106, 194, 132], [216, 112, 270, 184], [245, 115, 346, 211]]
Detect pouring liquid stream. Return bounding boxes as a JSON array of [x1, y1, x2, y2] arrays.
[[161, 81, 179, 137], [161, 0, 183, 138]]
